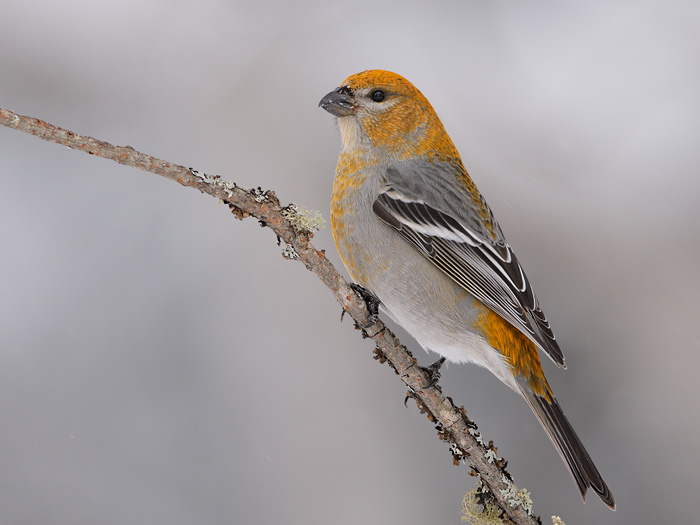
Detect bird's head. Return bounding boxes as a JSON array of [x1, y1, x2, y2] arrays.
[[320, 70, 459, 161]]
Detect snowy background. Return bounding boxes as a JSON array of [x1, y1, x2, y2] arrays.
[[2, 1, 699, 524]]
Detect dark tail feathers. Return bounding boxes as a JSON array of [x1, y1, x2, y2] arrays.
[[522, 389, 615, 510]]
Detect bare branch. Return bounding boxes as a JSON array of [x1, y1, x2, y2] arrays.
[[0, 107, 541, 525]]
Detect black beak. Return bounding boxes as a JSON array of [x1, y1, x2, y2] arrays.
[[319, 88, 355, 117]]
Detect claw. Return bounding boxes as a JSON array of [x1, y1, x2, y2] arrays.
[[404, 386, 417, 407], [404, 357, 446, 406]]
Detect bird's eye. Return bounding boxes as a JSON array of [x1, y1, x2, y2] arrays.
[[370, 90, 385, 102]]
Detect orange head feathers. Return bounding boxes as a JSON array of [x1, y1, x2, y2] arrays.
[[320, 70, 461, 162]]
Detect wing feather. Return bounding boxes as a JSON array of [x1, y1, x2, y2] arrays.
[[373, 187, 565, 367]]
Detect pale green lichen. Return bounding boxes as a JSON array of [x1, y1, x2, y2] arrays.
[[468, 427, 486, 446], [282, 204, 326, 233], [450, 443, 466, 463], [281, 244, 299, 259], [484, 449, 499, 464], [499, 476, 533, 515], [461, 490, 504, 525], [251, 187, 268, 202], [189, 168, 236, 198], [551, 516, 566, 525]]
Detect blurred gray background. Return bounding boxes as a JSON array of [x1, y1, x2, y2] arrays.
[[1, 1, 698, 524]]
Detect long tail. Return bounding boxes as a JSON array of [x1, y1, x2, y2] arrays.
[[521, 388, 616, 510]]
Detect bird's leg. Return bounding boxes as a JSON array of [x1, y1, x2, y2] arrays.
[[349, 283, 381, 328]]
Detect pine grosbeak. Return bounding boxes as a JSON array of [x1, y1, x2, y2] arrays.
[[320, 70, 614, 509]]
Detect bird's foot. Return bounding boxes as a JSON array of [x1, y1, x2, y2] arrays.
[[421, 357, 446, 389], [404, 356, 446, 406], [349, 283, 381, 328]]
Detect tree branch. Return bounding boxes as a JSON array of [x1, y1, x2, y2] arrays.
[[0, 107, 541, 525]]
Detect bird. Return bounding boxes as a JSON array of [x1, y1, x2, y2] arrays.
[[319, 69, 614, 509]]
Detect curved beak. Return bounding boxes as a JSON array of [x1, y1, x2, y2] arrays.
[[319, 88, 355, 117]]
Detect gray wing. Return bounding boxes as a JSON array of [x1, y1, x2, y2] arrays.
[[374, 164, 565, 367]]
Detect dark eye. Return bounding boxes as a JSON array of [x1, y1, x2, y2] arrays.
[[370, 90, 385, 102]]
